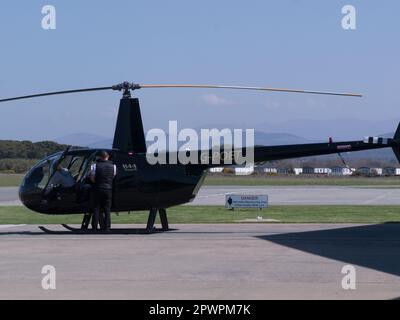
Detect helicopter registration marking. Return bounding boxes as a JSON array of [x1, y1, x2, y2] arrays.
[[122, 164, 137, 172], [337, 145, 352, 150]]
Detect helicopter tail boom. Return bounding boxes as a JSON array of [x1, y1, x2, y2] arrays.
[[250, 122, 400, 164]]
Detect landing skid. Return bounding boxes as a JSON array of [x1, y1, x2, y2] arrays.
[[39, 208, 171, 235], [39, 224, 103, 234], [39, 226, 83, 235], [62, 224, 85, 232], [39, 224, 175, 235]]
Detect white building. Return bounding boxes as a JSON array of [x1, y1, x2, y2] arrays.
[[343, 168, 354, 176], [209, 167, 224, 173], [370, 168, 383, 176], [330, 167, 353, 176], [293, 168, 303, 175], [263, 167, 278, 174], [234, 166, 254, 176], [314, 168, 332, 174]]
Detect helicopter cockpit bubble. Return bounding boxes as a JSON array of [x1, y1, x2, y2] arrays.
[[19, 150, 100, 212], [18, 152, 62, 210]]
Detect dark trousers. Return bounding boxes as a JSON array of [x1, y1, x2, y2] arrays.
[[93, 189, 112, 231]]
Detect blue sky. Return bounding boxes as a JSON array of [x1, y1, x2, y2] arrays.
[[0, 0, 399, 141]]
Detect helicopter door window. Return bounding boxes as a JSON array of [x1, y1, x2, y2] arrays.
[[68, 156, 85, 180], [46, 155, 74, 188], [78, 157, 93, 182], [78, 152, 100, 183], [44, 155, 86, 191], [58, 155, 73, 170]]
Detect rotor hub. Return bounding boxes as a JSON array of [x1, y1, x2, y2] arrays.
[[112, 82, 141, 98]]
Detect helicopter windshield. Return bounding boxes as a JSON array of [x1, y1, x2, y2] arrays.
[[21, 153, 61, 191], [19, 150, 100, 212]]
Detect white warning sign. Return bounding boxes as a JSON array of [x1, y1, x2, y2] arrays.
[[225, 194, 268, 209]]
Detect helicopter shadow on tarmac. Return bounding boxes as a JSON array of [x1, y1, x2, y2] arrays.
[[257, 223, 400, 277]]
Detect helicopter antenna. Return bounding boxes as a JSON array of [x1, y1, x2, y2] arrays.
[[0, 81, 362, 103]]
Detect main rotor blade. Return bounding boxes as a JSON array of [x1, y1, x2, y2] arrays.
[[0, 82, 362, 103], [0, 86, 113, 103], [138, 84, 362, 97]]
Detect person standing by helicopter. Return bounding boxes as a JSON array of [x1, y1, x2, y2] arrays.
[[90, 151, 116, 232]]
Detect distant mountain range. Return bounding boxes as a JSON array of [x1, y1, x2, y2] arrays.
[[54, 131, 313, 149], [55, 133, 110, 147], [53, 130, 397, 162]]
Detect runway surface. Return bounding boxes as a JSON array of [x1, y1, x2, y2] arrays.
[[0, 223, 399, 299], [191, 186, 400, 205], [2, 185, 400, 206], [0, 187, 21, 206]]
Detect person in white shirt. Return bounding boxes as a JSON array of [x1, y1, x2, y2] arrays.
[[50, 165, 76, 188]]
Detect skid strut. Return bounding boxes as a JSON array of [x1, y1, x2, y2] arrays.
[[146, 208, 169, 233], [159, 208, 169, 230], [81, 212, 92, 230]]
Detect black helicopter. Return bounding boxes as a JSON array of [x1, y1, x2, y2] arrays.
[[1, 82, 399, 232]]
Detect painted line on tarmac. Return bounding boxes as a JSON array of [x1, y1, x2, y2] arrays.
[[363, 190, 395, 205]]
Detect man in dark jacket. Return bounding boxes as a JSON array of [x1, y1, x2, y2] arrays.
[[90, 151, 116, 232]]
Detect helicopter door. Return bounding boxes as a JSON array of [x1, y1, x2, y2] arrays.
[[76, 151, 116, 206], [72, 151, 99, 205], [77, 151, 118, 184], [78, 152, 98, 183], [43, 154, 87, 205], [40, 146, 70, 196]]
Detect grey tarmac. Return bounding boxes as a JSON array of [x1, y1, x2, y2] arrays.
[[0, 223, 399, 299]]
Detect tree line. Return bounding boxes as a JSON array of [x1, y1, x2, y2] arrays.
[[0, 140, 66, 173]]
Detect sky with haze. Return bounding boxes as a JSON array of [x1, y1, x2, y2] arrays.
[[0, 0, 399, 142]]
